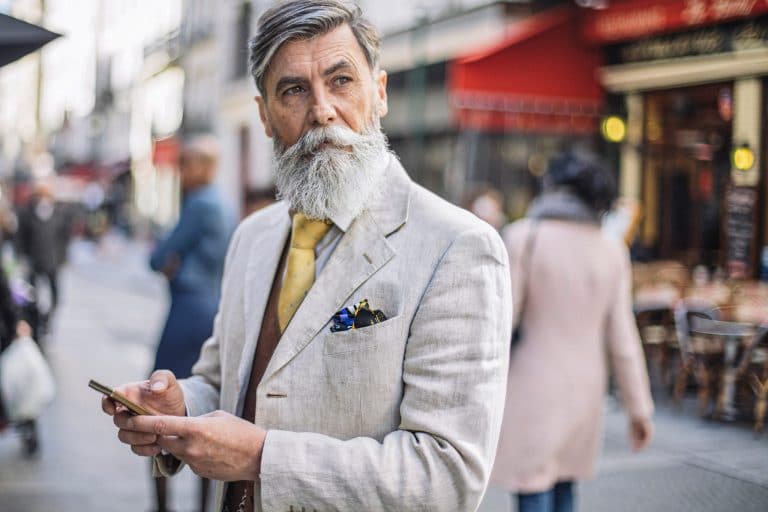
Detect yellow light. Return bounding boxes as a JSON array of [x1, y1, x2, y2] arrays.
[[732, 146, 755, 171], [601, 116, 627, 143]]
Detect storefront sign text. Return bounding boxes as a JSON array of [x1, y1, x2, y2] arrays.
[[613, 18, 768, 63], [583, 0, 768, 44]]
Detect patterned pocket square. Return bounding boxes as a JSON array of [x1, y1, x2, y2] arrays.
[[330, 299, 387, 332]]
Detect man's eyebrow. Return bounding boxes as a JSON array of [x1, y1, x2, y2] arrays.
[[322, 60, 354, 77], [274, 76, 309, 94]]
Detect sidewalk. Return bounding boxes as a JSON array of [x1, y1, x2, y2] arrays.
[[0, 235, 200, 512], [479, 397, 768, 512]]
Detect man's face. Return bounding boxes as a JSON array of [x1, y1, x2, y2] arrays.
[[256, 24, 388, 146]]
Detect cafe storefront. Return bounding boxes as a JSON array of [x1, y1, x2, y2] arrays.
[[582, 1, 768, 278]]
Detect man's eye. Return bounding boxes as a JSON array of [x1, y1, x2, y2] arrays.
[[333, 76, 352, 86], [283, 86, 305, 96]]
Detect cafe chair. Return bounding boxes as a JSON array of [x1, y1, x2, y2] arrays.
[[735, 326, 768, 433], [672, 302, 722, 416], [634, 305, 676, 393]]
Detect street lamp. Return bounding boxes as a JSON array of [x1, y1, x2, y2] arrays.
[[732, 143, 755, 172], [601, 115, 627, 143]]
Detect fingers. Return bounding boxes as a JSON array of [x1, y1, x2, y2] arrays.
[[117, 428, 157, 447], [110, 380, 150, 408], [113, 412, 184, 459], [102, 396, 116, 415], [149, 370, 176, 393], [156, 434, 187, 455], [132, 443, 162, 457], [117, 414, 192, 437], [113, 410, 134, 429]]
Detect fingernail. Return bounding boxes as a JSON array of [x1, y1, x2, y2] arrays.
[[151, 381, 166, 391]]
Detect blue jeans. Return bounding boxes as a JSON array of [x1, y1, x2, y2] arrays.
[[516, 481, 575, 512]]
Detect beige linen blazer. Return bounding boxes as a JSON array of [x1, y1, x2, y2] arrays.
[[157, 156, 512, 511]]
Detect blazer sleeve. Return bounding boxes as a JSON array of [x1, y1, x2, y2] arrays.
[[605, 243, 654, 420], [259, 226, 512, 511]]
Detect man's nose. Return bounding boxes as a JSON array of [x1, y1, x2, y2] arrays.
[[309, 89, 336, 126]]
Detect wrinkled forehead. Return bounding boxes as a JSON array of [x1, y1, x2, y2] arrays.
[[263, 25, 373, 90]]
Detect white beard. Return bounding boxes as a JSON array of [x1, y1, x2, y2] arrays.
[[273, 123, 390, 221]]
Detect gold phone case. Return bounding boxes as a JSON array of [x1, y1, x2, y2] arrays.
[[88, 379, 153, 416]]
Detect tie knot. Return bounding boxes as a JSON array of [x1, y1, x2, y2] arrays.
[[290, 212, 332, 250]]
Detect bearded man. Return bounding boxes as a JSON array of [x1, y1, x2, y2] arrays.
[[102, 2, 512, 511]]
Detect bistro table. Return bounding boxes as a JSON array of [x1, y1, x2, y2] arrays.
[[689, 315, 757, 421]]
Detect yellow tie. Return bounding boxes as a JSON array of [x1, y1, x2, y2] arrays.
[[277, 213, 332, 332]]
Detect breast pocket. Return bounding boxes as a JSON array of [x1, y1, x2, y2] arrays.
[[322, 314, 404, 356]]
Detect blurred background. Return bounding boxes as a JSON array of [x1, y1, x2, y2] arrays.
[[0, 0, 768, 510]]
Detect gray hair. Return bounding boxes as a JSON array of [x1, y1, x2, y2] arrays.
[[248, 0, 381, 98]]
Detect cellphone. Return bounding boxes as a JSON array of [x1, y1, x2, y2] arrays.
[[89, 379, 153, 416]]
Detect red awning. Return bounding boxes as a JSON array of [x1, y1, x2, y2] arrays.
[[449, 7, 603, 134], [581, 0, 768, 45]]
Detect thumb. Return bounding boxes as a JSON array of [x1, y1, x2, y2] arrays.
[[149, 370, 176, 393]]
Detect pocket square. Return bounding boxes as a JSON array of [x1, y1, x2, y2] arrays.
[[330, 299, 387, 332]]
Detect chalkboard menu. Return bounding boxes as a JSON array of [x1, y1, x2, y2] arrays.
[[725, 187, 757, 279]]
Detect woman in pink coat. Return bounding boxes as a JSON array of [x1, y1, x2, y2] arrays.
[[492, 151, 654, 512]]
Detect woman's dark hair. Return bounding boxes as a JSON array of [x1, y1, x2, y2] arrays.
[[545, 151, 618, 214]]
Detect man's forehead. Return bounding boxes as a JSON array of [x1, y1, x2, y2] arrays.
[[266, 25, 370, 79]]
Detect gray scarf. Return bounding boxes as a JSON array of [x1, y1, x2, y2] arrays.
[[526, 189, 600, 225]]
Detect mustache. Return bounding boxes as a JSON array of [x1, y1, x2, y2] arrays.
[[279, 125, 368, 159]]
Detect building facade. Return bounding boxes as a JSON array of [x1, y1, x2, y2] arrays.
[[584, 0, 768, 276]]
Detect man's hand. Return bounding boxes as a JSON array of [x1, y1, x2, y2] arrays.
[[629, 416, 654, 452], [101, 370, 187, 458], [115, 410, 266, 482], [15, 320, 31, 338], [101, 370, 186, 418]]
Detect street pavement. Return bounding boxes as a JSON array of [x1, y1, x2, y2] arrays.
[[0, 233, 767, 511], [479, 396, 768, 512], [0, 234, 201, 512]]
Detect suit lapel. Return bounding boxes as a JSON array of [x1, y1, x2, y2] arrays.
[[239, 203, 290, 389], [262, 156, 411, 382], [262, 210, 393, 380]]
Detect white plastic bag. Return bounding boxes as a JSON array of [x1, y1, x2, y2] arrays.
[[0, 336, 56, 421]]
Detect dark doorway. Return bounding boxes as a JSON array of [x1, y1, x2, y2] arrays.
[[641, 83, 733, 268]]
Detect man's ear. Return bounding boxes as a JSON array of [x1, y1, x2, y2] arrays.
[[375, 70, 388, 118], [255, 96, 274, 138]]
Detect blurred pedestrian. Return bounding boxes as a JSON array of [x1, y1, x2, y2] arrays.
[[492, 150, 654, 512], [15, 180, 70, 334], [0, 264, 36, 455], [148, 134, 235, 512]]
